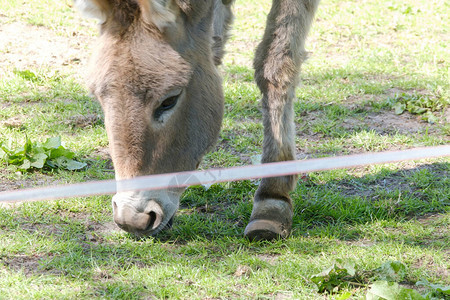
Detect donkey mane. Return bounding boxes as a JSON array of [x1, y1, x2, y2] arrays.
[[108, 0, 140, 29], [117, 0, 140, 27], [98, 0, 206, 30]]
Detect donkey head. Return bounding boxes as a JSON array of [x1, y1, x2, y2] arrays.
[[75, 0, 224, 235]]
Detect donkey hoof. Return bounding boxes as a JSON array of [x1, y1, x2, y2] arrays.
[[244, 219, 289, 241], [244, 198, 293, 241]]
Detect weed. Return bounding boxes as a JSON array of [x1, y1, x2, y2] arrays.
[[0, 136, 86, 171], [311, 260, 450, 299], [390, 93, 448, 123]]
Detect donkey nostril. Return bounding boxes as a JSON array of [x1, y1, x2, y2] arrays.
[[139, 210, 162, 231], [147, 211, 157, 230], [127, 210, 162, 231]]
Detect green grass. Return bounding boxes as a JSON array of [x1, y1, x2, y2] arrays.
[[0, 0, 449, 299]]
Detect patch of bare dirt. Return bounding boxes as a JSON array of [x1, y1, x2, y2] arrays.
[[0, 21, 93, 75], [0, 253, 60, 276], [256, 253, 280, 265], [1, 116, 25, 129], [233, 265, 252, 277], [16, 212, 118, 239], [348, 88, 447, 135], [0, 171, 60, 194], [342, 110, 435, 136]]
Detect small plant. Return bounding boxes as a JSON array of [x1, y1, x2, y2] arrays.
[[391, 93, 448, 124], [311, 260, 450, 299], [310, 259, 359, 294], [0, 136, 87, 171], [416, 280, 450, 299]]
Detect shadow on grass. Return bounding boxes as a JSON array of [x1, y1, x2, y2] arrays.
[[152, 161, 448, 241]]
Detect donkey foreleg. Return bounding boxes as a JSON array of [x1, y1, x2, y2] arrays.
[[212, 0, 235, 65], [245, 0, 320, 240]]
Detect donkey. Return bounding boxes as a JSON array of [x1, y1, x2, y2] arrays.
[[74, 0, 320, 240]]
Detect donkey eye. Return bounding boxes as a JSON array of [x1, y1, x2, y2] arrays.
[[160, 95, 178, 109], [154, 91, 181, 120]]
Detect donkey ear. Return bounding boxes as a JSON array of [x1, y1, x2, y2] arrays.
[[137, 0, 179, 31], [73, 0, 110, 24]]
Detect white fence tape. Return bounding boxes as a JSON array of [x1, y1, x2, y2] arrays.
[[0, 145, 449, 203]]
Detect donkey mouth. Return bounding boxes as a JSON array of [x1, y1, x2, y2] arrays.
[[111, 191, 179, 236], [113, 206, 175, 236], [115, 215, 174, 236]]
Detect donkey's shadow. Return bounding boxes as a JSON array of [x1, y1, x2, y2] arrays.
[[134, 161, 449, 244]]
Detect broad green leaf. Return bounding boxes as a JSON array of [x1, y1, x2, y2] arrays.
[[63, 159, 87, 171], [46, 160, 57, 169], [366, 281, 425, 300], [52, 157, 86, 170], [391, 93, 446, 123], [30, 153, 48, 169], [43, 136, 62, 149], [408, 106, 427, 114], [429, 284, 450, 295], [337, 259, 356, 276], [51, 157, 67, 169], [397, 288, 425, 300], [19, 159, 31, 170], [9, 145, 25, 157], [393, 102, 406, 115], [33, 145, 46, 155], [49, 146, 75, 159]]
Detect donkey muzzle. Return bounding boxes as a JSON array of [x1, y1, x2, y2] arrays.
[[112, 190, 167, 235]]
